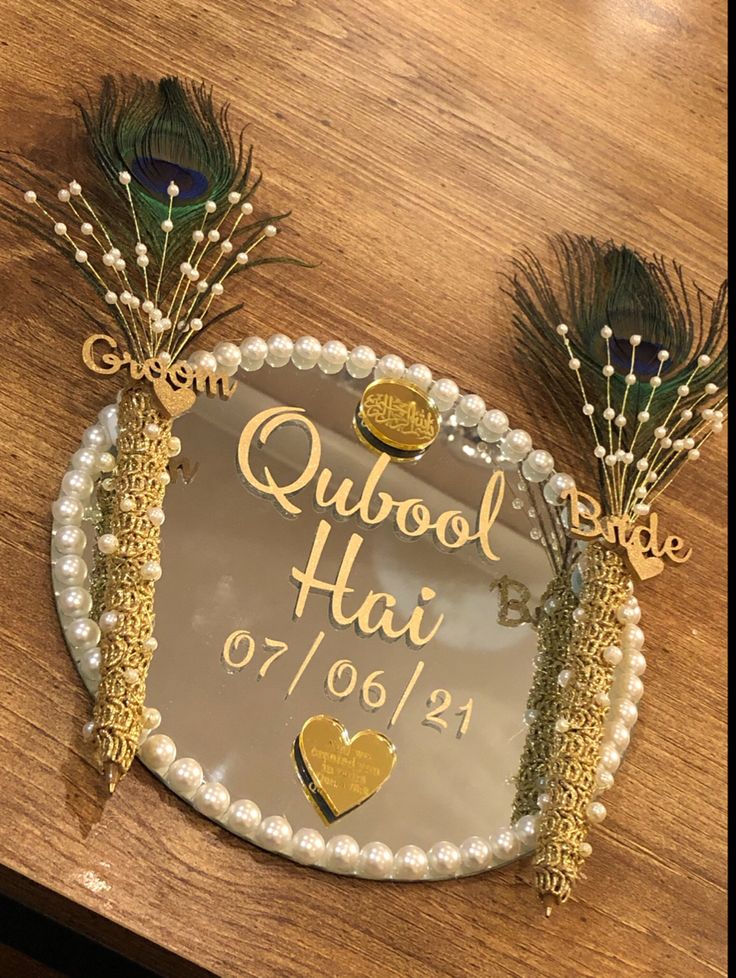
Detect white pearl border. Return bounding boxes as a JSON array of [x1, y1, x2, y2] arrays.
[[50, 334, 644, 881]]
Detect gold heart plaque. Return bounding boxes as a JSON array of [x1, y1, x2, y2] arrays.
[[152, 377, 197, 418], [293, 715, 397, 823]]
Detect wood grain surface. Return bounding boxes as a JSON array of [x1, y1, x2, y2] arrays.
[[0, 2, 727, 976]]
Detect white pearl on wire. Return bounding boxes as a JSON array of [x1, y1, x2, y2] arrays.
[[83, 424, 112, 452], [477, 409, 509, 443], [61, 470, 94, 500], [139, 733, 176, 773], [266, 333, 294, 367], [521, 449, 555, 482], [193, 781, 231, 818], [57, 586, 93, 619], [499, 429, 533, 464], [628, 651, 647, 676], [98, 610, 120, 634], [165, 758, 203, 799], [324, 834, 360, 872], [239, 336, 268, 370], [404, 363, 433, 391], [428, 378, 459, 412], [264, 224, 278, 237], [617, 699, 639, 728], [52, 496, 85, 526], [599, 743, 621, 772], [53, 554, 88, 587], [357, 841, 394, 878], [226, 799, 262, 837], [54, 525, 86, 555], [514, 814, 539, 847], [345, 345, 377, 379], [78, 646, 102, 681], [65, 618, 101, 651], [256, 815, 292, 851], [543, 471, 575, 505], [374, 353, 405, 380], [140, 561, 162, 582], [97, 533, 119, 555], [393, 845, 429, 880], [81, 720, 95, 742], [318, 339, 348, 374], [291, 828, 326, 865], [586, 801, 607, 824], [291, 335, 322, 369], [490, 828, 520, 862], [188, 350, 219, 373], [427, 841, 461, 876], [620, 623, 645, 651], [213, 341, 242, 376], [23, 190, 37, 203], [455, 393, 486, 426]]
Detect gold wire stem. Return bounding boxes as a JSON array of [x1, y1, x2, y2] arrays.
[[511, 569, 577, 821], [534, 541, 630, 908], [91, 383, 172, 788]]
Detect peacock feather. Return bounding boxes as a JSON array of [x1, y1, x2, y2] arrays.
[[4, 75, 308, 794], [506, 234, 727, 520]]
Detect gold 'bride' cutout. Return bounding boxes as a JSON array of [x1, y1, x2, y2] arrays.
[[560, 485, 691, 581], [82, 333, 237, 417]]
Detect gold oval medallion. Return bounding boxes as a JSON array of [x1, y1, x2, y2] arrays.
[[354, 378, 440, 461]]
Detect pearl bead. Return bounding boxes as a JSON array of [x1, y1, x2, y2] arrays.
[[374, 353, 405, 380], [147, 507, 165, 526], [514, 814, 539, 847], [428, 378, 459, 412], [624, 674, 644, 703], [266, 333, 294, 367], [595, 766, 614, 792], [213, 341, 242, 375], [346, 345, 377, 379], [586, 801, 607, 824], [357, 841, 394, 879], [607, 721, 630, 752], [427, 841, 461, 877], [537, 791, 552, 810], [404, 363, 433, 391], [226, 799, 262, 837], [193, 781, 231, 818], [54, 554, 88, 587], [291, 828, 326, 865], [188, 350, 219, 373], [599, 743, 621, 772], [166, 758, 203, 798], [139, 733, 176, 773], [455, 393, 486, 426], [393, 845, 429, 880], [572, 607, 586, 623], [318, 339, 348, 374], [264, 224, 278, 237], [52, 496, 84, 526], [168, 436, 182, 457], [557, 668, 573, 688], [522, 450, 555, 483], [97, 452, 115, 473], [603, 645, 623, 666], [617, 603, 641, 625], [81, 720, 95, 742], [594, 691, 610, 708], [66, 618, 101, 651], [98, 610, 120, 634], [617, 699, 638, 728], [476, 408, 508, 443], [240, 201, 253, 215], [628, 651, 647, 676], [523, 708, 538, 724], [555, 717, 570, 733], [620, 624, 645, 651], [239, 335, 268, 368], [142, 707, 161, 729], [78, 646, 101, 680], [24, 190, 37, 203], [57, 586, 92, 618], [256, 815, 292, 851], [291, 335, 322, 369], [499, 429, 533, 463], [83, 424, 112, 452], [144, 422, 161, 439], [61, 470, 94, 500], [543, 472, 575, 505], [490, 828, 520, 862], [97, 534, 119, 555], [98, 404, 118, 443], [119, 496, 135, 513], [54, 525, 86, 556], [325, 834, 360, 872], [140, 561, 162, 582], [71, 448, 99, 474]]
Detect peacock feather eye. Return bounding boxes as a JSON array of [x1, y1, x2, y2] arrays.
[[129, 156, 208, 201], [609, 336, 669, 377]]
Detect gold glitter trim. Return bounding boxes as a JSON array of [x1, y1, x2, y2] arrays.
[[91, 383, 172, 786]]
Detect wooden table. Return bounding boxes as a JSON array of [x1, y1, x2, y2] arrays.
[[0, 2, 726, 976]]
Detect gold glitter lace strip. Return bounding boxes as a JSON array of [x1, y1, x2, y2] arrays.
[[90, 479, 113, 620], [511, 569, 577, 821], [534, 541, 629, 908], [91, 383, 172, 784]]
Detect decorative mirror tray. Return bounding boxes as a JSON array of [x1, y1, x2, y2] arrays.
[[52, 339, 639, 881]]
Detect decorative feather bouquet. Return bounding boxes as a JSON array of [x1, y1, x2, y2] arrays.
[[2, 76, 305, 793], [506, 235, 727, 911]]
